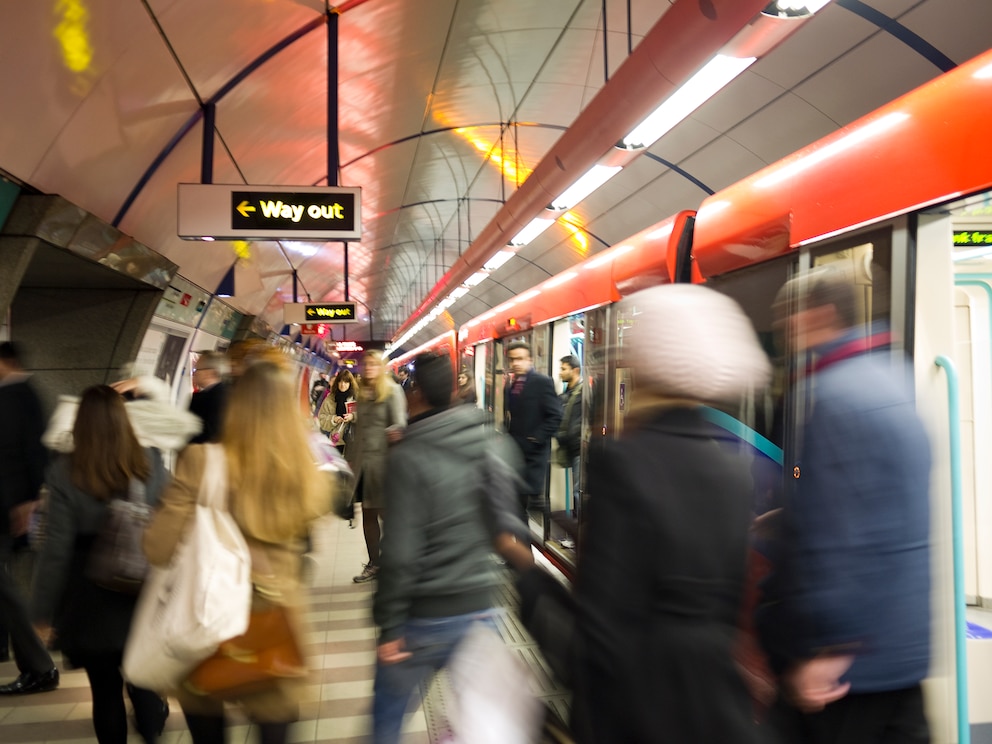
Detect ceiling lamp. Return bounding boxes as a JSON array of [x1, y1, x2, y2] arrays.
[[549, 165, 623, 210], [509, 217, 556, 247], [621, 55, 756, 150], [764, 1, 832, 18]]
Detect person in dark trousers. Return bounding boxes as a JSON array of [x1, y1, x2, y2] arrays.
[[0, 341, 59, 696], [757, 270, 932, 743], [31, 386, 169, 743], [503, 341, 562, 518], [371, 352, 531, 744], [572, 285, 771, 743], [187, 350, 229, 444], [555, 354, 582, 519]]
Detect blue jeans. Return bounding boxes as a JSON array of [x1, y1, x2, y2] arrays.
[[372, 609, 497, 744]]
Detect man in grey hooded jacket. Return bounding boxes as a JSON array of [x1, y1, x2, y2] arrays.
[[371, 351, 529, 744]]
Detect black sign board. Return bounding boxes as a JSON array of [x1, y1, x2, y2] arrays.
[[305, 303, 357, 322], [232, 191, 356, 233], [178, 184, 361, 240]]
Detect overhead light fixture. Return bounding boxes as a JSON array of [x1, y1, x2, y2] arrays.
[[755, 112, 909, 188], [549, 165, 623, 210], [483, 250, 515, 272], [620, 54, 756, 150], [450, 286, 470, 299], [954, 246, 992, 263], [509, 217, 555, 247], [763, 0, 832, 17], [464, 271, 489, 287]]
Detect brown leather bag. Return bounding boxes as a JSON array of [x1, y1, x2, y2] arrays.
[[184, 601, 307, 700]]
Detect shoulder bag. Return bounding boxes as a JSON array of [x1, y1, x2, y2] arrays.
[[86, 479, 152, 595], [123, 444, 253, 692], [184, 549, 307, 700]]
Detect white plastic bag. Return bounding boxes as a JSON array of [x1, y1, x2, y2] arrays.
[[447, 621, 543, 744], [123, 444, 253, 692]]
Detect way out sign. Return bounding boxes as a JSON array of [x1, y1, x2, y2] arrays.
[[178, 184, 361, 240]]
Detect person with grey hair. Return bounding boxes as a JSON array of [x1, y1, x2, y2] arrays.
[[570, 284, 771, 743], [188, 350, 230, 444]]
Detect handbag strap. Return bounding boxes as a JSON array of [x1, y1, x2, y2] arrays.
[[197, 443, 229, 511]]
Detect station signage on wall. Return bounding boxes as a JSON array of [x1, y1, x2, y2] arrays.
[[284, 302, 358, 324], [178, 184, 361, 240], [954, 229, 992, 246], [300, 323, 330, 336]]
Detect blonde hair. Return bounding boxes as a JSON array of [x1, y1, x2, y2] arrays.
[[362, 350, 392, 403], [222, 362, 325, 542]]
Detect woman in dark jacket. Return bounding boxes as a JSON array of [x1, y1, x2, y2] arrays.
[[572, 285, 772, 743], [31, 385, 169, 744]]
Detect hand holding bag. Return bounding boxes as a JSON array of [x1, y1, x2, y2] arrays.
[[123, 444, 253, 692]]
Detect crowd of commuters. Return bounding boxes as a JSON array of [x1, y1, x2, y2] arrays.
[[0, 270, 938, 743]]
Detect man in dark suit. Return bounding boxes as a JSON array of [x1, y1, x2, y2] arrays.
[[188, 350, 229, 444], [0, 342, 59, 695], [503, 341, 562, 518]]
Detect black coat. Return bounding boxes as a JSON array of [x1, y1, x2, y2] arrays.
[[188, 381, 228, 444], [503, 371, 562, 495], [572, 406, 761, 743], [0, 377, 47, 534]]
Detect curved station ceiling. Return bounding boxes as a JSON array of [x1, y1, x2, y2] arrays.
[[1, 0, 989, 352]]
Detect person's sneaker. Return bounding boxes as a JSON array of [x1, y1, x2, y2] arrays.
[[353, 563, 379, 583]]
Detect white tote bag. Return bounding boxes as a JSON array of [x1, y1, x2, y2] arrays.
[[123, 444, 253, 692], [447, 621, 543, 744]]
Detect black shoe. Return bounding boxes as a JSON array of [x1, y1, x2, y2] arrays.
[[0, 667, 59, 695]]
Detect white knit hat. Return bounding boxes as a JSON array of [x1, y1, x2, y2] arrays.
[[620, 284, 771, 404]]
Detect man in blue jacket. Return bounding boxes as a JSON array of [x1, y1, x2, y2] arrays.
[[758, 272, 931, 742]]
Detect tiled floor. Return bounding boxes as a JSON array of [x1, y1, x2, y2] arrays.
[[0, 512, 429, 743]]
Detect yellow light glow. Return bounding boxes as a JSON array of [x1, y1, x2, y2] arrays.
[[53, 0, 93, 74], [559, 211, 590, 256], [233, 241, 252, 260]]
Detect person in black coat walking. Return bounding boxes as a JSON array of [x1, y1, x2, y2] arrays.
[[572, 285, 772, 743], [188, 350, 229, 444], [503, 341, 562, 518], [0, 342, 58, 695]]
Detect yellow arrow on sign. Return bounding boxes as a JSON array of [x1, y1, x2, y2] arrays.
[[236, 200, 256, 218]]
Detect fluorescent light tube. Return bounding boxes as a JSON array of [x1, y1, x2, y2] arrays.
[[509, 217, 555, 247], [450, 286, 470, 299], [954, 246, 992, 263], [464, 271, 489, 286], [621, 54, 756, 150], [483, 250, 515, 271], [550, 165, 623, 210]]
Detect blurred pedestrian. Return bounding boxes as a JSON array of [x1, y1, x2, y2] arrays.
[[555, 354, 582, 519], [346, 351, 406, 583], [0, 341, 58, 695], [572, 285, 771, 743], [757, 270, 931, 743], [317, 369, 358, 452], [503, 342, 562, 518], [371, 352, 533, 744], [188, 350, 229, 444], [30, 385, 169, 742], [455, 369, 476, 406], [143, 361, 331, 744]]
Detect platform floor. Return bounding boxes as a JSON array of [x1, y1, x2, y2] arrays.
[[0, 509, 567, 743]]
